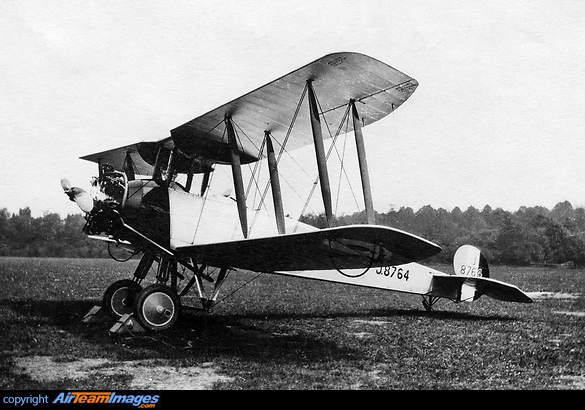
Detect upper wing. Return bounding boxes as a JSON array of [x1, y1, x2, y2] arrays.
[[81, 52, 418, 173], [174, 225, 441, 272], [170, 52, 418, 164], [81, 142, 158, 177]]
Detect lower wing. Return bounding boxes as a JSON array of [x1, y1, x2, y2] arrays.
[[174, 224, 441, 272]]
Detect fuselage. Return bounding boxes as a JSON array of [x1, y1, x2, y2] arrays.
[[84, 173, 315, 251]]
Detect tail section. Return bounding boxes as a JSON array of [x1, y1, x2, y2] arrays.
[[453, 244, 489, 278], [452, 244, 489, 302], [425, 245, 533, 310]]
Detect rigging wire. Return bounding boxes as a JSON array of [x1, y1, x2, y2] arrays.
[[233, 120, 265, 161], [296, 101, 352, 228], [207, 270, 265, 311], [225, 118, 276, 235], [333, 111, 361, 214], [249, 84, 311, 231], [244, 137, 267, 211], [230, 119, 271, 215], [323, 101, 361, 212], [334, 124, 349, 215], [190, 125, 226, 244]]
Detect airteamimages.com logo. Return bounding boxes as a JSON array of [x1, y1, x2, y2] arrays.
[[3, 392, 160, 408]]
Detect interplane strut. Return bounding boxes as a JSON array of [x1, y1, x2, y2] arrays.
[[307, 81, 334, 228], [226, 116, 248, 238], [265, 132, 286, 235]]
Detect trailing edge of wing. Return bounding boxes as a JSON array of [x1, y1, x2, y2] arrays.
[[174, 225, 441, 273]]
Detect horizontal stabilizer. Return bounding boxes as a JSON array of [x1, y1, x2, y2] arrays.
[[175, 225, 441, 272], [430, 274, 533, 304]]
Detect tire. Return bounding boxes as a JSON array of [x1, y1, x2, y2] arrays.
[[103, 279, 142, 318], [133, 284, 181, 331]]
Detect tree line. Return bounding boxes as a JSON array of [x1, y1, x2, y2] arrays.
[[2, 201, 585, 265], [300, 200, 585, 266], [0, 207, 109, 258]]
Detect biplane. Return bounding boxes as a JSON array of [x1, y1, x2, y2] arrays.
[[62, 52, 532, 332]]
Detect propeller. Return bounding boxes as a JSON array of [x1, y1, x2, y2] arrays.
[[60, 178, 94, 213]]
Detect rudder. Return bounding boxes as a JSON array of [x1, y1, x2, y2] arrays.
[[453, 245, 489, 278]]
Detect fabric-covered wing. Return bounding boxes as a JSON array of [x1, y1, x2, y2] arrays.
[[171, 52, 418, 164], [80, 52, 418, 173], [174, 225, 440, 272], [80, 142, 159, 176]]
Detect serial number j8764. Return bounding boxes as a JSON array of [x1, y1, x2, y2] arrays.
[[375, 266, 409, 281]]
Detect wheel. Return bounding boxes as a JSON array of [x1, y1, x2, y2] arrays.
[[103, 279, 142, 318], [133, 284, 181, 331]]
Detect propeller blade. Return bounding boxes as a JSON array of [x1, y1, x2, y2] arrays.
[[74, 191, 94, 213], [60, 178, 94, 212], [60, 178, 72, 192]]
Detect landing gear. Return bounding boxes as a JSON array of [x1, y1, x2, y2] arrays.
[[133, 284, 181, 331], [96, 252, 231, 333], [103, 279, 142, 318], [102, 253, 155, 318], [422, 295, 441, 312]]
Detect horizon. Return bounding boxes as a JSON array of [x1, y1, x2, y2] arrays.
[[3, 198, 583, 220]]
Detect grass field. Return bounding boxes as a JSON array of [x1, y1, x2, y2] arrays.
[[0, 256, 584, 390]]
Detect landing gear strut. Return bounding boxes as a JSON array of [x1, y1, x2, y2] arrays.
[[130, 253, 183, 331], [99, 251, 232, 332], [422, 295, 441, 312]]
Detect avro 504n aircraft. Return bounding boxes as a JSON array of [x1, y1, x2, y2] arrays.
[[62, 52, 532, 332]]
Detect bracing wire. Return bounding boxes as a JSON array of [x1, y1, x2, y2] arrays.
[[207, 270, 265, 311], [333, 110, 361, 214], [268, 136, 319, 211], [225, 118, 278, 234], [230, 120, 268, 212], [244, 136, 267, 210], [296, 101, 352, 227], [191, 123, 227, 244], [334, 124, 350, 215], [249, 84, 311, 231], [276, 84, 309, 161], [233, 120, 265, 161]]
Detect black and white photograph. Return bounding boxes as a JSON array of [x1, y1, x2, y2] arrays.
[[0, 0, 583, 393]]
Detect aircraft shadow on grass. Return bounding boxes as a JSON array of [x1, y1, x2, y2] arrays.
[[1, 299, 353, 363], [2, 298, 516, 365]]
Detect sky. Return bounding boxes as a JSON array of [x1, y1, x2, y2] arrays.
[[1, 0, 585, 219]]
